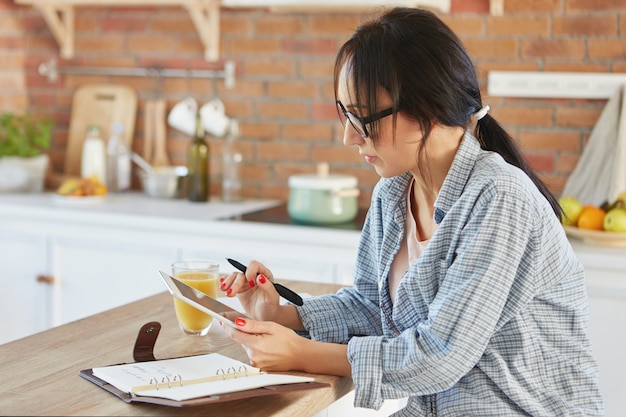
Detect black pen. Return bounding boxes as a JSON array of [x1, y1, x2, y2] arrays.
[[226, 258, 304, 306]]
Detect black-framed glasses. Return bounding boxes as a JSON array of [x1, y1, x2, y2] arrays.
[[336, 100, 396, 138]]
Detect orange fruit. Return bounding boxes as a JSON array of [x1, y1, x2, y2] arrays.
[[577, 206, 606, 230]]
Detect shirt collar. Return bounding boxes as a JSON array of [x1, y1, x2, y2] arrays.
[[433, 130, 481, 223]]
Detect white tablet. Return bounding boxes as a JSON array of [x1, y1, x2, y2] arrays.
[[159, 270, 240, 329]]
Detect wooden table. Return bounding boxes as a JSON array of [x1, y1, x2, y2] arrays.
[[0, 281, 353, 416]]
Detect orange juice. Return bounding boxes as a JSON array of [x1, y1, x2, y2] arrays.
[[173, 271, 218, 335]]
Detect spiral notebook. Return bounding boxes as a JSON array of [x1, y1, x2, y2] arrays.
[[80, 352, 327, 407]]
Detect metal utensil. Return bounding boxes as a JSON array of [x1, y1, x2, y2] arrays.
[[131, 152, 155, 174]]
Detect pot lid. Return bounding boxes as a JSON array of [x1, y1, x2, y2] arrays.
[[288, 163, 357, 190], [289, 174, 357, 190]]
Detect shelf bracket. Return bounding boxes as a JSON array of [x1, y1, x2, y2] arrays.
[[35, 4, 74, 59], [15, 0, 221, 62], [185, 0, 221, 62]]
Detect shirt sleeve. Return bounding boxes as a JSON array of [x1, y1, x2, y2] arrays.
[[296, 208, 384, 343], [348, 184, 543, 409]]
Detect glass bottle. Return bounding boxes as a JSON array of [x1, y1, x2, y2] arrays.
[[81, 125, 106, 182], [222, 119, 242, 202], [187, 111, 209, 202], [106, 122, 131, 192]]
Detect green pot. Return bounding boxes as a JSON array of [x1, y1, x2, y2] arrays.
[[287, 173, 359, 225]]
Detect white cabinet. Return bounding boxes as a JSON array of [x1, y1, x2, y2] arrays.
[[0, 222, 50, 343], [569, 240, 626, 417], [0, 193, 359, 345]]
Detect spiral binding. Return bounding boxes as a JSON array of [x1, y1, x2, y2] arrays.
[[136, 365, 255, 393]]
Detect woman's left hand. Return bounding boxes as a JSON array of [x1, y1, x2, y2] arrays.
[[221, 317, 305, 372]]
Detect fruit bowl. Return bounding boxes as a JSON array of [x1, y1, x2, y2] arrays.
[[563, 226, 626, 247]]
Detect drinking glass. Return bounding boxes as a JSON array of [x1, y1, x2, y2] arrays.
[[171, 260, 220, 336]]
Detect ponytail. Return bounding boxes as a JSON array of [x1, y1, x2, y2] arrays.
[[474, 114, 563, 219]]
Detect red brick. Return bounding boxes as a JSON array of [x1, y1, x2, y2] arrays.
[[309, 15, 363, 35], [557, 153, 581, 174], [566, 0, 626, 12], [523, 152, 555, 172], [442, 16, 484, 36], [229, 38, 282, 56], [257, 142, 310, 161], [450, 0, 490, 13], [464, 39, 518, 58], [492, 106, 554, 127], [255, 16, 303, 35], [282, 123, 333, 142], [518, 130, 582, 152], [268, 81, 319, 99], [256, 102, 308, 119], [522, 39, 585, 59], [487, 16, 549, 36], [556, 108, 602, 128], [243, 59, 296, 77], [504, 0, 561, 13], [553, 16, 617, 36], [282, 38, 337, 55], [102, 16, 147, 32], [588, 39, 626, 59]]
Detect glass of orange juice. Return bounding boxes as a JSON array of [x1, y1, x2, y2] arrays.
[[171, 260, 220, 336]]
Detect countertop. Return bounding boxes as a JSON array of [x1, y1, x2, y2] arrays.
[[0, 280, 352, 416]]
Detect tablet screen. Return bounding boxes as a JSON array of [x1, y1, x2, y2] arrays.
[[159, 270, 240, 329]]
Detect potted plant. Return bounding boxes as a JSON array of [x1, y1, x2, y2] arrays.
[[0, 112, 53, 193]]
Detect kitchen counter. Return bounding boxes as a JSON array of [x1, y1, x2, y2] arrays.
[[0, 280, 353, 416]]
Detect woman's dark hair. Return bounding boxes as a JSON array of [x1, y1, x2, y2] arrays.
[[333, 7, 562, 218]]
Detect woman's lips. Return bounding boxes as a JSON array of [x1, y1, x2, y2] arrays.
[[363, 154, 377, 164]]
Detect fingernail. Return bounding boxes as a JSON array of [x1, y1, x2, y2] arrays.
[[258, 274, 266, 284], [248, 280, 255, 288], [226, 288, 232, 296], [235, 317, 246, 326], [220, 282, 227, 289], [219, 277, 225, 283]]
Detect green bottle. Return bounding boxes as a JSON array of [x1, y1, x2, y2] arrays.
[[187, 112, 209, 202]]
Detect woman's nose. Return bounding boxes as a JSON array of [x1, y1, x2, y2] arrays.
[[342, 123, 365, 147]]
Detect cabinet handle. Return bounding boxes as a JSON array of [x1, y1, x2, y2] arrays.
[[36, 275, 55, 285]]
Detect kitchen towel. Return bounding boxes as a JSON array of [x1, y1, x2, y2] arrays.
[[562, 84, 626, 206]]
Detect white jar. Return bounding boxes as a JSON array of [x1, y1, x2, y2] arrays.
[[81, 125, 106, 182]]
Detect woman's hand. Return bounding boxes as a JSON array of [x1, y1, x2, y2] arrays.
[[222, 317, 351, 377], [219, 260, 281, 322]]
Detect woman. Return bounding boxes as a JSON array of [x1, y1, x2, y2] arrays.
[[221, 7, 604, 416]]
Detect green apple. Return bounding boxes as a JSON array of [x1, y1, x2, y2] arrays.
[[558, 196, 583, 226], [604, 208, 626, 232]]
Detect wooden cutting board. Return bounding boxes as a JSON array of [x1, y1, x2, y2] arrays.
[[64, 84, 138, 177]]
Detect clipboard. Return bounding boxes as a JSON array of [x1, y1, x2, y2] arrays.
[[79, 322, 329, 407]]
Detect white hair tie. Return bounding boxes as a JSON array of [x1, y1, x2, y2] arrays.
[[473, 105, 490, 121]]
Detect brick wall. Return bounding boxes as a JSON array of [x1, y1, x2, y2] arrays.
[[1, 0, 625, 206]]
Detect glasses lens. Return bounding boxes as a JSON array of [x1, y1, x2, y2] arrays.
[[346, 113, 367, 137]]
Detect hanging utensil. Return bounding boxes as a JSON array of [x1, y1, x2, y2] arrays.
[[131, 152, 155, 175], [143, 100, 155, 163], [151, 98, 170, 167]]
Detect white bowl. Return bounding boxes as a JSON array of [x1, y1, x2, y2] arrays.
[[139, 166, 187, 198]]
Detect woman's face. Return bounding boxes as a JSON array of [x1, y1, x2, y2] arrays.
[[337, 64, 424, 179]]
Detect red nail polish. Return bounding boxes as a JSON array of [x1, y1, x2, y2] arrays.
[[258, 274, 266, 284], [235, 317, 246, 326], [226, 288, 232, 296], [219, 277, 225, 283], [248, 280, 255, 288], [220, 282, 227, 289]]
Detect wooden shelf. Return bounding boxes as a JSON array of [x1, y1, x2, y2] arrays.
[[15, 0, 221, 61]]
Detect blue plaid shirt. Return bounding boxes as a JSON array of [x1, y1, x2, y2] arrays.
[[297, 132, 604, 416]]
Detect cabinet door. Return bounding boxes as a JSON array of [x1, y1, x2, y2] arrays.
[[571, 240, 626, 417], [0, 224, 49, 344], [179, 233, 357, 285], [48, 227, 177, 326]]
